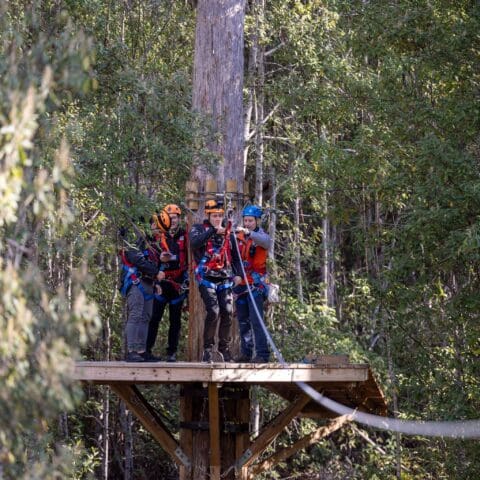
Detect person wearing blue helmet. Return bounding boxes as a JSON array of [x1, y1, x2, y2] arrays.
[[232, 204, 271, 363]]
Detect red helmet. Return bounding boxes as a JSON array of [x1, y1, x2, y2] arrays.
[[163, 204, 181, 216]]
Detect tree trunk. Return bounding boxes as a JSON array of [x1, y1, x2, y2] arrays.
[[322, 213, 330, 306], [191, 0, 246, 194], [120, 401, 133, 480], [184, 3, 247, 479], [382, 313, 402, 479], [243, 1, 257, 175], [293, 174, 303, 303], [253, 0, 265, 205], [268, 166, 277, 268]]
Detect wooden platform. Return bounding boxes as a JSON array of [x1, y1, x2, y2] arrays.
[[75, 360, 367, 382], [74, 359, 386, 417], [75, 357, 387, 479]]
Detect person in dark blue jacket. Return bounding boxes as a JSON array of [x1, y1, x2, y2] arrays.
[[120, 212, 170, 362], [189, 200, 240, 362]]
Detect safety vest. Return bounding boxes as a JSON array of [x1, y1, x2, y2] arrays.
[[236, 231, 268, 285]]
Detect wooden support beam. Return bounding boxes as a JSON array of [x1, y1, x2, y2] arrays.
[[235, 388, 251, 480], [179, 390, 193, 480], [208, 384, 221, 480], [109, 383, 191, 471], [235, 394, 310, 471], [74, 361, 369, 384], [249, 415, 351, 478]]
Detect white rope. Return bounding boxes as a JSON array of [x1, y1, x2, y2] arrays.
[[231, 231, 480, 439]]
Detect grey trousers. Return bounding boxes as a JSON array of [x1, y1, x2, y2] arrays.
[[126, 280, 153, 352]]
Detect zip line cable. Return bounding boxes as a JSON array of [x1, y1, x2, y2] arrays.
[[231, 231, 480, 440]]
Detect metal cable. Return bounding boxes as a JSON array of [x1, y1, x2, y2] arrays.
[[231, 232, 480, 439]]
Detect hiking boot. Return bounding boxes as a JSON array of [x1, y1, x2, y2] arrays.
[[220, 349, 233, 362], [166, 353, 177, 363], [126, 352, 145, 363], [235, 353, 252, 363], [142, 351, 162, 362], [202, 348, 213, 363], [251, 356, 269, 364]]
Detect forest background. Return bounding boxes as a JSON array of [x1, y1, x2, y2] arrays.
[[1, 0, 479, 479]]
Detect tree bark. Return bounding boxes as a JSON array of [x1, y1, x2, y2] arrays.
[[120, 401, 133, 480], [191, 0, 246, 194], [184, 3, 247, 479], [293, 166, 303, 302], [268, 166, 277, 268], [253, 0, 265, 206]]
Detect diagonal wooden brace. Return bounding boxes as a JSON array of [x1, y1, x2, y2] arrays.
[[249, 415, 351, 477], [235, 393, 311, 471], [109, 383, 191, 470]]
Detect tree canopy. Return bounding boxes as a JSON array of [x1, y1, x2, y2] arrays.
[[1, 0, 479, 478]]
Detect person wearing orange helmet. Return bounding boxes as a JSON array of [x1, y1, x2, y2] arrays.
[[146, 203, 188, 362], [120, 213, 169, 362], [189, 199, 236, 362]]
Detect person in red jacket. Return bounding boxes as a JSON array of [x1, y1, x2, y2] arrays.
[[146, 204, 188, 362], [232, 205, 271, 363]]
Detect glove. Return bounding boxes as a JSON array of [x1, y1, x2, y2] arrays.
[[235, 226, 250, 235]]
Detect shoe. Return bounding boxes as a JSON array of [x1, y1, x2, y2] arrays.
[[126, 352, 145, 362], [166, 353, 177, 363], [142, 351, 162, 362], [235, 354, 252, 363], [251, 356, 269, 364], [202, 348, 213, 362], [220, 350, 233, 362]]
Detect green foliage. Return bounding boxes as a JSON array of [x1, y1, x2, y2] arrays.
[[0, 3, 99, 477], [257, 0, 480, 477], [2, 0, 480, 478]]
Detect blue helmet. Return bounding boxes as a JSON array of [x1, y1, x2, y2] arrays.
[[242, 205, 262, 218]]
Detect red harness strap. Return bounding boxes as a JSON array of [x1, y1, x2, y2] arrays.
[[205, 220, 232, 270], [158, 232, 188, 294]]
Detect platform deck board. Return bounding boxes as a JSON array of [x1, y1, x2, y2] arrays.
[[74, 361, 370, 384]]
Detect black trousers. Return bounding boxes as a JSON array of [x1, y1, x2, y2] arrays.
[[146, 280, 184, 355], [198, 281, 233, 352]]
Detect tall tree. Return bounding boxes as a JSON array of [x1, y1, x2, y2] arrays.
[[184, 2, 246, 480], [191, 0, 246, 193]]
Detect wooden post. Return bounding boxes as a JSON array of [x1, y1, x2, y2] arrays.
[[179, 390, 193, 480], [235, 387, 251, 480], [209, 384, 221, 480]]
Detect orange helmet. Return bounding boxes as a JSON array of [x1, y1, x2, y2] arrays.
[[163, 203, 181, 216], [205, 199, 224, 214], [152, 211, 171, 232]]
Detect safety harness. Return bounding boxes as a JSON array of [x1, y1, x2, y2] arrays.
[[159, 232, 188, 281], [195, 220, 233, 292], [119, 249, 156, 301], [155, 231, 189, 304], [119, 246, 186, 304]]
